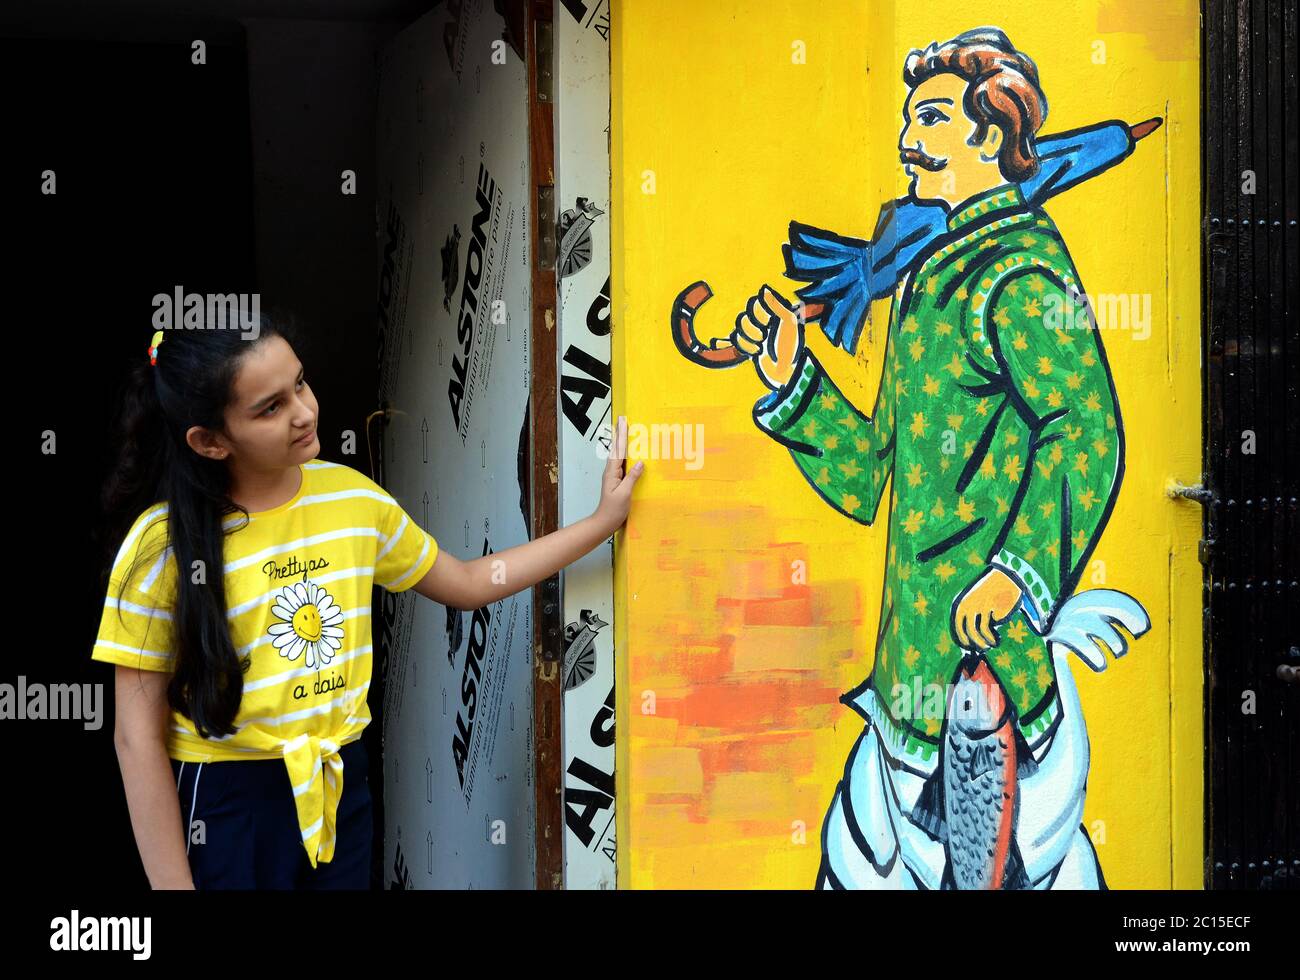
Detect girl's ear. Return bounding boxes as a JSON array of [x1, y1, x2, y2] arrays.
[[185, 425, 229, 461]]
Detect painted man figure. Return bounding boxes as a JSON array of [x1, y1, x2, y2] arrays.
[[735, 28, 1148, 889]]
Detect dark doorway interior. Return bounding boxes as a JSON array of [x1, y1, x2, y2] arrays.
[[1202, 0, 1300, 891], [3, 1, 427, 889]]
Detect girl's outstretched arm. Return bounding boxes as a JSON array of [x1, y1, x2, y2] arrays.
[[112, 665, 196, 889], [411, 416, 644, 611]]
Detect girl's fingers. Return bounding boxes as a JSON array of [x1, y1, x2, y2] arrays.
[[618, 459, 644, 494], [605, 418, 625, 473]]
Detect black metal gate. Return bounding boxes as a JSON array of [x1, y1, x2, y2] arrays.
[[1203, 0, 1300, 890]]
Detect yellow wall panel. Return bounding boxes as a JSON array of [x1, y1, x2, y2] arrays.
[[612, 0, 1201, 889]]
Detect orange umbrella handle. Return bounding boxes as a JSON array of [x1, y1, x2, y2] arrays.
[[671, 280, 824, 369]]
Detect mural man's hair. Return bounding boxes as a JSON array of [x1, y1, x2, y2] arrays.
[[903, 27, 1047, 181]]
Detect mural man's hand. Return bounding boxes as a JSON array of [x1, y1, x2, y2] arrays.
[[732, 284, 804, 390], [952, 567, 1024, 651]]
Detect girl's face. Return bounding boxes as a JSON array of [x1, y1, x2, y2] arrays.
[[192, 334, 319, 470]]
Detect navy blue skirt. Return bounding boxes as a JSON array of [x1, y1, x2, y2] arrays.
[[170, 737, 372, 890]]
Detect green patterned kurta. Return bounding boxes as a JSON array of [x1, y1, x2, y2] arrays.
[[754, 185, 1123, 769]]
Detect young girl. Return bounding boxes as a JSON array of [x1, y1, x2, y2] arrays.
[[91, 313, 642, 890]]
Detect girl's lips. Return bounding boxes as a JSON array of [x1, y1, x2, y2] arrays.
[[293, 428, 316, 446]]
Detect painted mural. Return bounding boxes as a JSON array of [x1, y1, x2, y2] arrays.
[[674, 27, 1156, 889], [612, 0, 1202, 890]]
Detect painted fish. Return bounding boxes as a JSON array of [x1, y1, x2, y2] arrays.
[[939, 654, 1034, 889], [908, 651, 1035, 889], [911, 589, 1150, 888]]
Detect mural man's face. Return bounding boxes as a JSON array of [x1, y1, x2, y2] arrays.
[[900, 72, 1005, 210]]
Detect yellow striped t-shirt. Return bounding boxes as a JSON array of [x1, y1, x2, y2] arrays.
[[91, 458, 439, 867]]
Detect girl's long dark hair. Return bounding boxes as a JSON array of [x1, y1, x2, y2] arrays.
[[98, 308, 300, 738]]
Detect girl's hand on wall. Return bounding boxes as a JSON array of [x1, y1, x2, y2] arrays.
[[592, 415, 644, 533]]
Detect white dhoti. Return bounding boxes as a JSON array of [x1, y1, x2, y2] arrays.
[[818, 641, 1105, 890]]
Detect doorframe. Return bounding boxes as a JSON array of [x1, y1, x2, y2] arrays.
[[526, 0, 565, 890]]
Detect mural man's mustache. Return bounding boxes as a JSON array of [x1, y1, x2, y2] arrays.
[[901, 147, 947, 171]]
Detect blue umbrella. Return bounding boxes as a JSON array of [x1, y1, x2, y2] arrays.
[[673, 118, 1162, 366]]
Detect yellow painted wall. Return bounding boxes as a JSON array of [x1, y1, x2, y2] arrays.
[[611, 0, 1201, 888]]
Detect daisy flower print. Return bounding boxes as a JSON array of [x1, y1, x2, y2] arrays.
[[269, 580, 345, 669]]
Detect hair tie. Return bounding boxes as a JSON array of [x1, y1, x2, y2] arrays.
[[148, 329, 165, 366]]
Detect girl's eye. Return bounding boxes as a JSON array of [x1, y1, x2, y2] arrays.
[[262, 379, 304, 415]]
